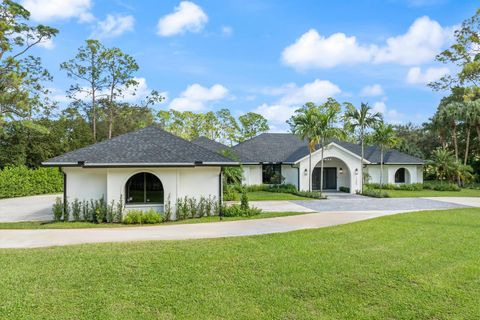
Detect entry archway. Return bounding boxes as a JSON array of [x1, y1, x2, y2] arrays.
[[312, 157, 352, 191]]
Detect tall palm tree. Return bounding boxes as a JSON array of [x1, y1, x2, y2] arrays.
[[316, 99, 343, 195], [438, 101, 462, 162], [372, 122, 397, 190], [464, 100, 480, 165], [288, 103, 320, 192], [344, 102, 382, 191], [427, 148, 456, 182]]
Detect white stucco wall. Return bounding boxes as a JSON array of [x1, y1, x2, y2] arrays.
[[366, 164, 423, 185], [242, 165, 262, 185], [297, 143, 363, 193], [282, 165, 299, 189], [63, 166, 221, 219]]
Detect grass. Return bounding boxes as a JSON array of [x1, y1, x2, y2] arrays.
[[246, 191, 314, 201], [371, 188, 480, 198], [0, 211, 307, 229], [1, 208, 480, 319]]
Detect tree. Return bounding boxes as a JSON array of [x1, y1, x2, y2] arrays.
[[238, 112, 269, 142], [288, 103, 319, 192], [427, 148, 456, 182], [372, 122, 397, 189], [216, 108, 239, 146], [344, 102, 382, 190], [102, 47, 139, 139], [438, 101, 462, 161], [0, 0, 58, 124], [61, 40, 107, 142]]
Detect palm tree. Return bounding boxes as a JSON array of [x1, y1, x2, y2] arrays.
[[438, 101, 462, 162], [316, 99, 343, 195], [288, 103, 320, 192], [427, 148, 456, 182], [344, 102, 382, 191], [464, 100, 480, 165], [372, 122, 397, 190]]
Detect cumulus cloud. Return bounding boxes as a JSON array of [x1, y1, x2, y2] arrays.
[[169, 84, 229, 111], [282, 16, 455, 69], [406, 66, 450, 84], [254, 79, 341, 130], [373, 16, 454, 65], [91, 14, 135, 39], [372, 101, 404, 124], [157, 1, 208, 37], [21, 0, 94, 22], [282, 29, 374, 70], [360, 84, 384, 97]]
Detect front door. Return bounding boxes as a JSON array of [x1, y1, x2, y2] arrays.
[[312, 167, 337, 190]]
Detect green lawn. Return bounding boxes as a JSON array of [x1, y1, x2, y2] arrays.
[[246, 190, 314, 201], [1, 208, 480, 319], [0, 211, 307, 229], [372, 188, 480, 198]]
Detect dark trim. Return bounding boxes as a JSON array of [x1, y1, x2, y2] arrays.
[[297, 166, 300, 191], [219, 167, 223, 220], [43, 163, 240, 168], [61, 168, 67, 215]]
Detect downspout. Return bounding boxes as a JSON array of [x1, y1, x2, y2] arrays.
[[296, 166, 300, 191], [219, 167, 223, 220], [61, 167, 67, 214]]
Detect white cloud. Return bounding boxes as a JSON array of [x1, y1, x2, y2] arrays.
[[282, 16, 455, 69], [91, 14, 135, 39], [21, 0, 94, 22], [254, 79, 341, 130], [372, 101, 405, 124], [169, 84, 228, 111], [221, 26, 233, 37], [406, 66, 450, 84], [157, 1, 208, 37], [360, 84, 384, 97], [374, 16, 454, 65], [282, 29, 374, 70]]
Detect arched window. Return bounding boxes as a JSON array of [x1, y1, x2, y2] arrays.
[[394, 168, 406, 183], [125, 172, 164, 204]]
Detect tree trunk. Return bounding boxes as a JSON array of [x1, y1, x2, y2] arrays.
[[360, 129, 364, 192], [108, 108, 113, 140], [464, 126, 471, 166], [452, 123, 458, 162], [320, 137, 325, 197], [308, 150, 312, 192], [379, 147, 384, 191], [92, 89, 96, 142]]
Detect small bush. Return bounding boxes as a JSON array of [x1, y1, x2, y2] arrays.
[[122, 209, 163, 224], [240, 189, 249, 210], [114, 195, 123, 222], [222, 204, 262, 217], [223, 184, 237, 201], [71, 199, 81, 222], [52, 197, 63, 221], [424, 181, 460, 191], [292, 190, 324, 199], [63, 199, 70, 222], [362, 188, 390, 198], [164, 194, 172, 221], [339, 186, 350, 193]]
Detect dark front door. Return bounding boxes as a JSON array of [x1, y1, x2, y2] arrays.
[[312, 167, 337, 190]]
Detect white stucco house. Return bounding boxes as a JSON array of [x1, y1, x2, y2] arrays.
[[43, 127, 238, 218], [228, 133, 424, 194], [43, 127, 424, 217]]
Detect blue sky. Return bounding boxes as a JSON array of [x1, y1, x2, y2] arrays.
[[23, 0, 477, 131]]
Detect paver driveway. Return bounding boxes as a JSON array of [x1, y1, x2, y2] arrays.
[[0, 194, 60, 222]]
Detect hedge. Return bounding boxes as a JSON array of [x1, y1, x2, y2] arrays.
[[0, 166, 63, 198]]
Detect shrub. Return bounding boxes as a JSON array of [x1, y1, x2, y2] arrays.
[[114, 195, 123, 223], [423, 181, 460, 191], [52, 197, 63, 221], [222, 204, 262, 217], [71, 199, 81, 222], [244, 184, 297, 193], [365, 183, 424, 191], [63, 199, 70, 222], [339, 186, 350, 193], [106, 201, 115, 223], [361, 188, 389, 198], [240, 189, 249, 210], [0, 166, 63, 198], [122, 209, 163, 224], [82, 200, 90, 221], [164, 194, 172, 221], [223, 184, 237, 201], [292, 190, 324, 199]]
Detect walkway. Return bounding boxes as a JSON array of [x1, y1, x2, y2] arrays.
[[0, 209, 422, 249]]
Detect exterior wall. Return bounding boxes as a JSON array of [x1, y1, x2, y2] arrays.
[[63, 166, 221, 219], [242, 165, 262, 185], [297, 144, 362, 193], [282, 165, 299, 189], [365, 164, 423, 185]]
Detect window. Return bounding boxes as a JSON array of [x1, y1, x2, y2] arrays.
[[125, 172, 164, 204], [262, 164, 282, 184], [395, 168, 406, 183]]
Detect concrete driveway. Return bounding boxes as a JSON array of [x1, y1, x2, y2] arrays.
[[0, 194, 60, 222]]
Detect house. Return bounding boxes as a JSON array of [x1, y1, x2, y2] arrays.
[[232, 133, 424, 193], [43, 126, 238, 218]]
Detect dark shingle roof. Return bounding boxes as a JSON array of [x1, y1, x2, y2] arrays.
[[191, 137, 228, 153], [43, 126, 237, 166], [232, 133, 424, 164]]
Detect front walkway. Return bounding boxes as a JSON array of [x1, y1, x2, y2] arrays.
[[0, 209, 421, 249]]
